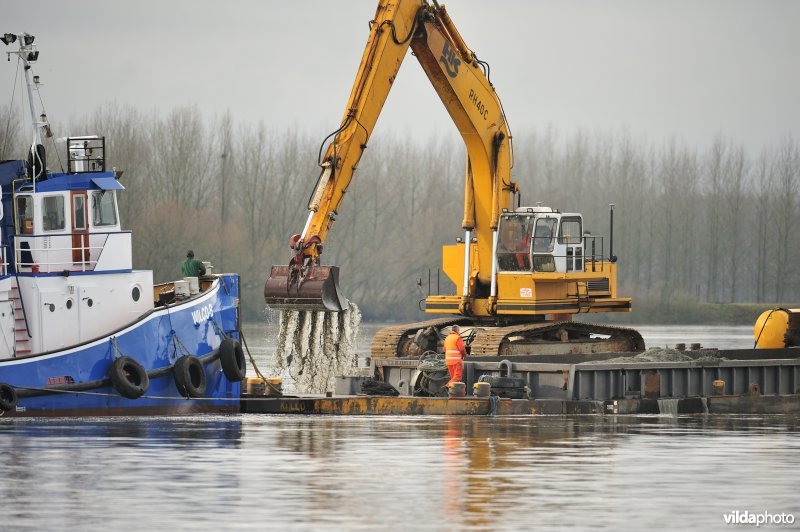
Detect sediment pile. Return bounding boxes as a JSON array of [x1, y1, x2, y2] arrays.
[[597, 347, 727, 364], [272, 303, 361, 393]]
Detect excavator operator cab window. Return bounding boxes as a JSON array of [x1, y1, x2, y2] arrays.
[[532, 217, 558, 272], [497, 215, 534, 272]]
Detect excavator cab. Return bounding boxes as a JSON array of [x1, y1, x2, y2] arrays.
[[496, 214, 535, 272], [497, 208, 584, 274]]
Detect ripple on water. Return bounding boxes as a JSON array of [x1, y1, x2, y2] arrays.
[[1, 414, 798, 530]]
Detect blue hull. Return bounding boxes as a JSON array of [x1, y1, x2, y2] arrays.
[[0, 274, 242, 417]]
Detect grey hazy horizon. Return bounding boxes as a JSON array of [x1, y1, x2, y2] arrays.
[[3, 0, 799, 153]]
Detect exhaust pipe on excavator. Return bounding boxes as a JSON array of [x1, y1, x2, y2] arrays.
[[264, 265, 349, 312]]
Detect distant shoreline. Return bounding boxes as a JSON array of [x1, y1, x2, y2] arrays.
[[332, 301, 786, 327], [579, 300, 787, 326]]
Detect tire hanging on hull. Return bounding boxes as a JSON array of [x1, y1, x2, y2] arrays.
[[173, 355, 208, 398], [109, 356, 150, 399], [219, 339, 246, 382], [0, 383, 18, 411]]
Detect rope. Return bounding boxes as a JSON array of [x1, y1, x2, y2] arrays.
[[416, 351, 449, 397], [170, 331, 193, 361], [488, 395, 499, 416], [417, 351, 447, 372], [224, 325, 281, 397], [110, 336, 128, 359], [219, 276, 230, 296], [239, 328, 267, 381]]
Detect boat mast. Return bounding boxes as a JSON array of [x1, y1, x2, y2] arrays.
[[2, 32, 47, 189]]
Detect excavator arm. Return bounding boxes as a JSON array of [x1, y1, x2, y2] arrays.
[[265, 0, 517, 312]]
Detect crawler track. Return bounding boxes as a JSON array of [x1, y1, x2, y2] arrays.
[[371, 317, 467, 359], [468, 321, 645, 356], [371, 319, 644, 358]]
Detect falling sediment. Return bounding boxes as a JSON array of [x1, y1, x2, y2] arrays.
[[272, 303, 362, 393]]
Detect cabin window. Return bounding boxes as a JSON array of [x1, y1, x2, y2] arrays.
[[16, 195, 34, 234], [532, 217, 557, 272], [497, 215, 534, 272], [91, 190, 117, 227], [73, 195, 87, 230], [533, 218, 557, 253], [42, 195, 66, 231], [559, 218, 582, 245]]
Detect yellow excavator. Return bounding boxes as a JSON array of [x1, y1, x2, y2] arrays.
[[265, 0, 644, 358]]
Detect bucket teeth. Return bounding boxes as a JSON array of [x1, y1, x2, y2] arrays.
[[264, 265, 349, 312]]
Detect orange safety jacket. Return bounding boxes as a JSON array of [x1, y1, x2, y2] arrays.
[[443, 331, 466, 363]]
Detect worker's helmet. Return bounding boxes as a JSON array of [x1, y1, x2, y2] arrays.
[[187, 249, 194, 258], [452, 325, 461, 333]]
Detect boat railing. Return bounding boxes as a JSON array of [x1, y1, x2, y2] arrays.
[[67, 136, 106, 173], [13, 231, 132, 273]]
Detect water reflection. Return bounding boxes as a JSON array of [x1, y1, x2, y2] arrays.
[[0, 414, 797, 531], [0, 415, 243, 445]]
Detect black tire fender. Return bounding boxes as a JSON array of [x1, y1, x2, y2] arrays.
[[0, 383, 17, 411], [219, 338, 246, 382], [109, 356, 149, 399], [173, 355, 208, 398]]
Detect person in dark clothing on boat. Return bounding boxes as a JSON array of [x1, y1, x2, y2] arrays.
[[181, 250, 206, 277]]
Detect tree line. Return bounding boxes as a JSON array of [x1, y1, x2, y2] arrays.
[[1, 104, 798, 321]]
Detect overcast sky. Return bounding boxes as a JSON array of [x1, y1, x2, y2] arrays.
[[3, 0, 799, 153]]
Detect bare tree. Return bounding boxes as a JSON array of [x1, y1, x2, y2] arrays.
[[772, 137, 799, 302], [723, 142, 748, 302], [37, 104, 799, 320], [0, 104, 22, 161]]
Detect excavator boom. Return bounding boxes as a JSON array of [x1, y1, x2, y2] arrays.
[[265, 1, 639, 366], [264, 0, 514, 312]]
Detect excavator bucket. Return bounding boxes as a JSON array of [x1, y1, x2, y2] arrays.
[[264, 265, 349, 312]]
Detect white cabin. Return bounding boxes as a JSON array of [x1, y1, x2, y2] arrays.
[[0, 139, 153, 356]]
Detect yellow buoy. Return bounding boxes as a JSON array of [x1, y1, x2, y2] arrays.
[[754, 309, 799, 349]]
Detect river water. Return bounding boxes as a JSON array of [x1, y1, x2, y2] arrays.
[[1, 324, 797, 531]]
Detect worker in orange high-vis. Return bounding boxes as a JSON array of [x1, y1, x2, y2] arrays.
[[443, 325, 467, 386]]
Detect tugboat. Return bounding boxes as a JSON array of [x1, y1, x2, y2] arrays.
[[0, 32, 244, 416]]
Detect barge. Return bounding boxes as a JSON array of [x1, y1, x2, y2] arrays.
[[242, 343, 800, 416]]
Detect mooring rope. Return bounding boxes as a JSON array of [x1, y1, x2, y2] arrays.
[[238, 328, 266, 380]]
